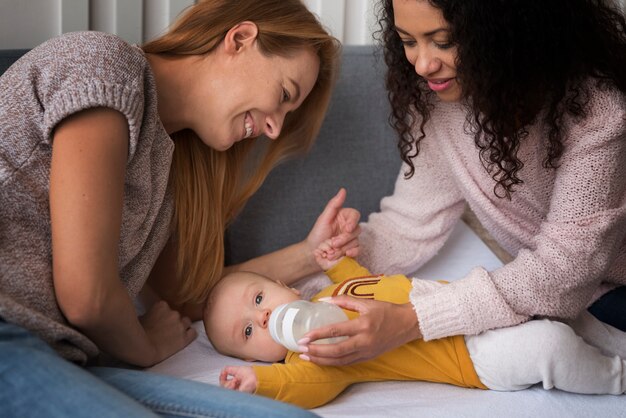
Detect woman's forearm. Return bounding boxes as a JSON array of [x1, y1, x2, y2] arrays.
[[228, 189, 361, 285], [49, 108, 186, 366], [67, 278, 159, 367], [227, 240, 321, 285]]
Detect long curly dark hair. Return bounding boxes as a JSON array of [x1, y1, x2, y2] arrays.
[[378, 0, 626, 197]]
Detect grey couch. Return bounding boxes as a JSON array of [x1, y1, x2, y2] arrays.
[[225, 45, 401, 265], [0, 45, 402, 266]]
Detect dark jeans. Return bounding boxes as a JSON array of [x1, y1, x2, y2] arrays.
[[588, 286, 626, 332]]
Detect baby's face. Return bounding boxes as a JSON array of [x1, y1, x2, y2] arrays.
[[204, 271, 301, 362]]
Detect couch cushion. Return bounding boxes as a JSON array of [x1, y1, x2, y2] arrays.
[[0, 49, 29, 75], [225, 45, 401, 264]]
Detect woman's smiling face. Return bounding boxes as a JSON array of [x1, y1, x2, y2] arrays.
[[191, 22, 320, 151], [393, 0, 461, 102]]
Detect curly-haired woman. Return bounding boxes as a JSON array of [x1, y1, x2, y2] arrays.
[[298, 0, 626, 366]]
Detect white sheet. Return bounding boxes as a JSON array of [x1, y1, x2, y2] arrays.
[[148, 222, 625, 417]]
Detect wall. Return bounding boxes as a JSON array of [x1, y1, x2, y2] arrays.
[[0, 0, 378, 49], [1, 0, 625, 49]]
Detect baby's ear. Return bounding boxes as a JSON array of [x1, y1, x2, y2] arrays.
[[277, 280, 301, 296], [203, 294, 216, 322]]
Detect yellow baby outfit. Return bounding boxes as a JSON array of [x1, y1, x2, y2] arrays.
[[252, 257, 487, 408]]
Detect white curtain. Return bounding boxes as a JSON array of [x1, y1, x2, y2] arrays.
[[0, 0, 625, 49]]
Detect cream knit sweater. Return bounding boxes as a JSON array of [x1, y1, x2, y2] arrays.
[[358, 82, 626, 341]]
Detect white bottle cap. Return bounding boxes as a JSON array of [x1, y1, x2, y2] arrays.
[[268, 302, 302, 352], [281, 306, 301, 351], [269, 303, 288, 345]]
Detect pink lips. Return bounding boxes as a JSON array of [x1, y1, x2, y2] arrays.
[[426, 78, 454, 92]]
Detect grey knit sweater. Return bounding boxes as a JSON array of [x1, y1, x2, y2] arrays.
[[0, 31, 174, 363]]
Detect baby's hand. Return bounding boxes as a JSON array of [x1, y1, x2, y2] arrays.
[[314, 239, 344, 271], [220, 365, 258, 393]]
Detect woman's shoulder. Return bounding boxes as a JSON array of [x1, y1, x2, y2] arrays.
[[17, 31, 148, 85], [570, 78, 626, 138], [581, 78, 626, 122], [0, 31, 155, 154], [34, 31, 140, 60], [557, 78, 626, 155]]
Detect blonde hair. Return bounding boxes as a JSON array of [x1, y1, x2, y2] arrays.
[[142, 0, 341, 305]]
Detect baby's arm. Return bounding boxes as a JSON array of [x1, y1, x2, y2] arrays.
[[220, 359, 354, 408], [222, 336, 487, 409]]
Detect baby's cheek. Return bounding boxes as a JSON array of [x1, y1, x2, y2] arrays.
[[261, 338, 289, 363]]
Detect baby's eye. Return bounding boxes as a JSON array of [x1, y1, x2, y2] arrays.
[[244, 324, 253, 339], [255, 293, 263, 305]]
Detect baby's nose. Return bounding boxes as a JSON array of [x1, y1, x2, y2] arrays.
[[257, 309, 270, 328]]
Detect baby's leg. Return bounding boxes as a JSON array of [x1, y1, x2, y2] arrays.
[[566, 310, 626, 359], [465, 319, 625, 394]]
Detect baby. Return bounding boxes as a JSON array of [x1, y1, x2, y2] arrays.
[[204, 248, 626, 408]]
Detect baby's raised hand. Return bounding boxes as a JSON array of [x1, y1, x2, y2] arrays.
[[314, 239, 344, 271], [219, 365, 258, 393]]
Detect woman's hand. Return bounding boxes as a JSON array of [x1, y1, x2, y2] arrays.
[[220, 366, 258, 393], [140, 300, 197, 364], [298, 296, 422, 366], [306, 188, 361, 261], [223, 188, 361, 285]]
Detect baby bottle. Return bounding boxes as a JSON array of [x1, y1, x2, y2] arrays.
[[269, 300, 349, 352]]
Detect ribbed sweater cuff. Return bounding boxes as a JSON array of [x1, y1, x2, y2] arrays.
[[44, 80, 144, 155], [410, 267, 529, 340], [410, 280, 469, 341]]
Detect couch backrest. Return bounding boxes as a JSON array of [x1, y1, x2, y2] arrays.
[[0, 49, 28, 75], [225, 45, 401, 265]]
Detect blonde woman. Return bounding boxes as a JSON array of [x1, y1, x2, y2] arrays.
[[0, 0, 347, 416]]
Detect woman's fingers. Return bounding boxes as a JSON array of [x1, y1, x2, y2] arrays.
[[330, 226, 361, 249], [185, 325, 198, 343], [337, 207, 360, 233], [301, 343, 365, 366], [300, 323, 373, 366], [299, 295, 366, 340], [319, 294, 369, 314], [339, 237, 360, 258], [181, 316, 192, 328], [317, 188, 347, 226], [299, 297, 422, 366]]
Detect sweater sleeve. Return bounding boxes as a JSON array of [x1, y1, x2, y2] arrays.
[[412, 84, 626, 340], [358, 131, 466, 276], [253, 359, 353, 409], [27, 32, 147, 159]]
